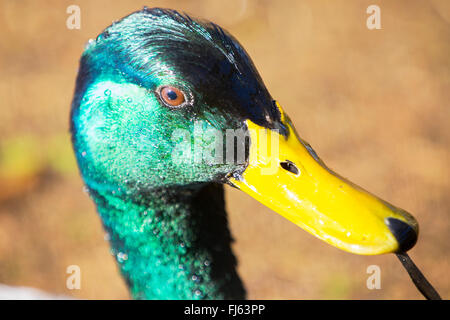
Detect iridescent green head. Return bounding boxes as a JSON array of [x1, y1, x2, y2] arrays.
[[70, 8, 284, 194]]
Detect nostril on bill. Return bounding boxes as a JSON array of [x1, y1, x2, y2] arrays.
[[386, 217, 418, 252], [280, 160, 299, 175]]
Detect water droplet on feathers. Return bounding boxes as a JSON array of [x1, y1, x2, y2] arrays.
[[117, 252, 128, 262], [194, 289, 202, 297], [84, 39, 95, 50]]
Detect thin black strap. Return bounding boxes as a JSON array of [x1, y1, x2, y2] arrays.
[[396, 252, 442, 300]]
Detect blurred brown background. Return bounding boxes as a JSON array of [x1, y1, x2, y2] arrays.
[[0, 0, 448, 299]]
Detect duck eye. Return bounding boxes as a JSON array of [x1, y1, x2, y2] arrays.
[[159, 86, 186, 107]]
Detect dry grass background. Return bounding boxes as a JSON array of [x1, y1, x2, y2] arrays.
[[0, 0, 449, 299]]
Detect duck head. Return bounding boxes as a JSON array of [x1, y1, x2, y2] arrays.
[[71, 8, 418, 256]]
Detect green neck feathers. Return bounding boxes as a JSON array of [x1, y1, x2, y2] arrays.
[[89, 183, 245, 299]]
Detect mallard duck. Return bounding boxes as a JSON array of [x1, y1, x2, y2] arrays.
[[70, 8, 419, 299]]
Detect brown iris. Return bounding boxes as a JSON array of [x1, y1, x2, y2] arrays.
[[159, 86, 186, 107]]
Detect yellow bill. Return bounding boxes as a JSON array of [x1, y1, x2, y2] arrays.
[[230, 102, 418, 255]]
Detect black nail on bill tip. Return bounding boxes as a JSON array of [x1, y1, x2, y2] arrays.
[[386, 217, 418, 252]]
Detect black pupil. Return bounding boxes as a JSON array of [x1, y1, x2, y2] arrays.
[[166, 89, 178, 100]]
